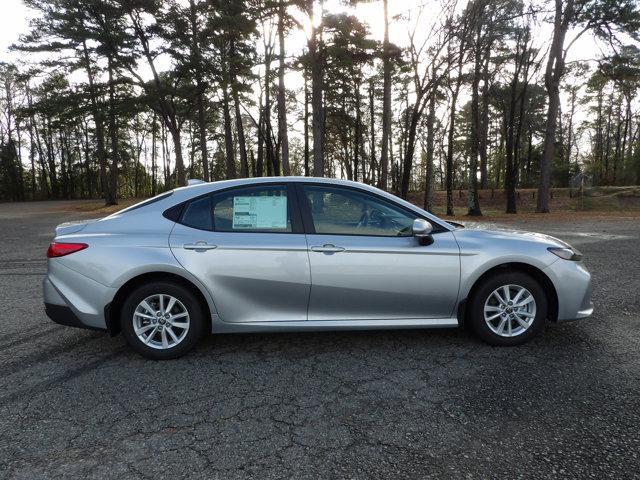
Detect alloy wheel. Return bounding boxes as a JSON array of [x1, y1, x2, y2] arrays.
[[133, 294, 190, 350], [483, 284, 537, 338]]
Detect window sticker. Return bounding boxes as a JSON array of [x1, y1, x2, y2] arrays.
[[232, 196, 288, 229]]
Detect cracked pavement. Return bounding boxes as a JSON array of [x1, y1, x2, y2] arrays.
[[0, 201, 639, 479]]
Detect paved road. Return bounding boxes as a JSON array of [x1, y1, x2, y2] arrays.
[[0, 201, 639, 479]]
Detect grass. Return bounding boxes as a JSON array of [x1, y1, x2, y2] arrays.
[[69, 198, 139, 214], [406, 186, 640, 222]]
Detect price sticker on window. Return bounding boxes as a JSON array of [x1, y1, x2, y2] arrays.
[[232, 196, 287, 229]]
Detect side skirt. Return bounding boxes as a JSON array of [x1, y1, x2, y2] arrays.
[[211, 316, 459, 334]]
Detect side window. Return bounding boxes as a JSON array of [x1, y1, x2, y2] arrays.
[[181, 196, 212, 231], [212, 185, 292, 233], [302, 185, 415, 237]]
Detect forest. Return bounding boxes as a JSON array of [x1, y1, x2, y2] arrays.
[[0, 0, 639, 215]]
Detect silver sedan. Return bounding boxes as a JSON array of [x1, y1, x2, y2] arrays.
[[43, 177, 593, 359]]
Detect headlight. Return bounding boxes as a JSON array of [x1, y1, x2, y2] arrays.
[[548, 246, 583, 261]]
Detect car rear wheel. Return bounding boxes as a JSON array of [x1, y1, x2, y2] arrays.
[[121, 282, 206, 359], [469, 271, 547, 346]]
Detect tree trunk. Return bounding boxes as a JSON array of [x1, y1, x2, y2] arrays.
[[565, 87, 577, 184], [222, 85, 237, 179], [277, 0, 290, 176], [32, 114, 49, 197], [106, 55, 119, 205], [400, 103, 422, 199], [378, 0, 391, 189], [233, 87, 249, 178], [151, 112, 157, 195], [603, 94, 613, 183], [130, 13, 186, 186], [537, 0, 573, 213], [189, 0, 209, 182], [446, 70, 463, 216], [304, 71, 310, 176], [81, 39, 109, 204], [257, 105, 265, 177], [354, 80, 363, 182], [26, 82, 37, 199], [309, 3, 324, 177], [369, 79, 376, 185], [423, 92, 436, 213], [228, 38, 249, 179], [525, 126, 533, 186], [467, 28, 483, 216], [263, 40, 278, 176], [59, 132, 69, 199], [594, 87, 604, 184], [538, 87, 560, 212], [479, 45, 491, 189], [161, 123, 169, 188], [505, 32, 530, 214], [45, 118, 58, 198], [80, 119, 92, 198], [613, 97, 623, 184], [13, 119, 25, 201]]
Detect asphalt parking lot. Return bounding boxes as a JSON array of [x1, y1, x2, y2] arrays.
[[0, 201, 639, 479]]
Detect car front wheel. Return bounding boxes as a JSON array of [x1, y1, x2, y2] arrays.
[[121, 282, 206, 359], [469, 271, 547, 346]]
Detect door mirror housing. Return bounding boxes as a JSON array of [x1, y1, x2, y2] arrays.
[[413, 218, 433, 237], [413, 218, 434, 245]]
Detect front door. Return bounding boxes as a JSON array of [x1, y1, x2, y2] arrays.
[[169, 183, 310, 323], [298, 184, 460, 321]]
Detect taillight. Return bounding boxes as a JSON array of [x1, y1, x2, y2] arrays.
[[47, 242, 88, 258]]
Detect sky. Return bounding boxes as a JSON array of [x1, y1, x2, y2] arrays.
[[0, 0, 30, 59]]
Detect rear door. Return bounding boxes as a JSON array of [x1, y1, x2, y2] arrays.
[[169, 183, 310, 323], [298, 184, 460, 321]]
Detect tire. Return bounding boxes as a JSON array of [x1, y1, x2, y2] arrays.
[[468, 271, 547, 346], [121, 281, 206, 360]]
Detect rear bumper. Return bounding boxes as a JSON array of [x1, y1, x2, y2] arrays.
[[45, 303, 104, 331], [43, 260, 115, 331]]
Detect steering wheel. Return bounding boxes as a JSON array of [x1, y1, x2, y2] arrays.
[[356, 210, 371, 229]]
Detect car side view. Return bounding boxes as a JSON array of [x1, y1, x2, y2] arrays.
[[44, 177, 593, 359]]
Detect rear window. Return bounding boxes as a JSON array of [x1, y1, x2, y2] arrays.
[[112, 191, 174, 216]]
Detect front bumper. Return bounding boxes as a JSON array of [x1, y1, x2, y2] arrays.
[[43, 260, 115, 331], [544, 259, 593, 322]]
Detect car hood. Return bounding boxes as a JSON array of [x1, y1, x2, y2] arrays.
[[451, 225, 571, 248]]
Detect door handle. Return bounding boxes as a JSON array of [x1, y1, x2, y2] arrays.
[[310, 244, 345, 253], [183, 241, 218, 251]]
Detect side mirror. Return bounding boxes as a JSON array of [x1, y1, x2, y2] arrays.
[[413, 218, 434, 245], [413, 218, 433, 237]]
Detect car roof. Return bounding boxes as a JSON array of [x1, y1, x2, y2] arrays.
[[170, 177, 393, 203], [176, 176, 367, 190]]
